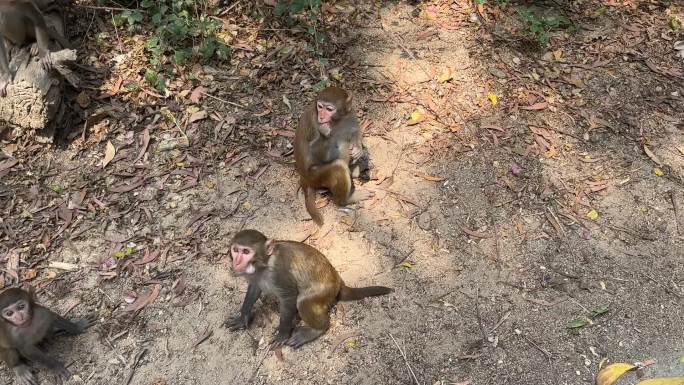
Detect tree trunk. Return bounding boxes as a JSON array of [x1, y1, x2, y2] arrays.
[[0, 5, 77, 143]]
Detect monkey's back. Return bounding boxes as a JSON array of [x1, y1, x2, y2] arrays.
[[275, 241, 343, 294]]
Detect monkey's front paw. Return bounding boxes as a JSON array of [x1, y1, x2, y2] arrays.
[[0, 76, 10, 98], [15, 367, 38, 385], [77, 313, 99, 331], [269, 333, 290, 350], [41, 54, 55, 71], [52, 366, 71, 385], [223, 314, 249, 331], [30, 43, 39, 57]]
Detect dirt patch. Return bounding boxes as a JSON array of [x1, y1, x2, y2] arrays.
[[0, 1, 683, 385]]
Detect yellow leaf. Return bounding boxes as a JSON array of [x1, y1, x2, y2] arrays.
[[553, 49, 563, 61], [410, 111, 422, 121], [438, 68, 454, 83], [103, 141, 116, 168], [400, 261, 413, 269], [586, 209, 599, 220], [638, 378, 684, 385], [488, 92, 498, 106], [346, 340, 358, 348], [544, 146, 558, 158], [46, 271, 57, 279], [408, 110, 423, 125], [596, 363, 637, 385], [654, 167, 664, 176], [243, 201, 253, 210]]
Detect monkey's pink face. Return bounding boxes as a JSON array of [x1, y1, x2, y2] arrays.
[[317, 102, 336, 125], [2, 300, 30, 327], [231, 244, 256, 275]]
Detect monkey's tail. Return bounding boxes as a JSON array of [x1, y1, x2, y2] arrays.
[[338, 285, 393, 301], [304, 186, 324, 226]]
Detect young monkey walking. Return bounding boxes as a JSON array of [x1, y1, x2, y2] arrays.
[[0, 287, 96, 385], [225, 230, 393, 348]]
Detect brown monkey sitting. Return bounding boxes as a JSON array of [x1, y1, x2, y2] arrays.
[[294, 86, 373, 225], [0, 287, 96, 385], [0, 0, 72, 97], [224, 229, 393, 348]]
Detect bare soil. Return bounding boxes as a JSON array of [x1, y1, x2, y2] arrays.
[[0, 1, 683, 385]]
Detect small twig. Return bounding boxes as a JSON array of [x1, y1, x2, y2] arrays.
[[474, 288, 487, 342], [388, 333, 420, 385], [241, 347, 270, 384], [103, 338, 126, 365], [76, 4, 142, 12], [200, 91, 247, 109], [643, 273, 682, 298], [124, 348, 147, 385], [520, 333, 553, 360], [488, 310, 511, 334], [669, 190, 681, 235]]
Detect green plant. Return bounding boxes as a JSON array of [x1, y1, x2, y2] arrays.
[[113, 0, 230, 91], [516, 6, 572, 46], [274, 0, 325, 57]]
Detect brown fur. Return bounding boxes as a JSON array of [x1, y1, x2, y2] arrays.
[[294, 87, 365, 225], [225, 230, 393, 348]]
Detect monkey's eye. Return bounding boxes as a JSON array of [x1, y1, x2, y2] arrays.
[[4, 310, 12, 317], [326, 106, 335, 112], [17, 303, 24, 310]]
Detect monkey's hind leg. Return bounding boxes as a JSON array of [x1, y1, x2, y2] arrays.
[[287, 296, 330, 348]]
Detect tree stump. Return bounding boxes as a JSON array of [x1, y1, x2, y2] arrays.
[[0, 5, 78, 143]]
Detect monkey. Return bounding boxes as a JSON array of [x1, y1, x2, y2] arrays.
[[224, 229, 393, 348], [0, 0, 72, 97], [0, 287, 96, 385], [294, 86, 373, 225]]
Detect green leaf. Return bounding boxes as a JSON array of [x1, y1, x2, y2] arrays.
[[590, 305, 609, 318], [567, 317, 591, 329]]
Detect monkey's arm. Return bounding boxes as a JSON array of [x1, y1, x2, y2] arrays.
[[17, 344, 69, 382], [348, 119, 364, 164], [0, 40, 12, 97], [224, 283, 261, 330], [50, 312, 97, 336], [18, 2, 59, 70], [270, 294, 298, 348]]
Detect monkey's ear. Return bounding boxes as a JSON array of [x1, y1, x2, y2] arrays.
[[25, 285, 36, 302], [265, 239, 275, 256]]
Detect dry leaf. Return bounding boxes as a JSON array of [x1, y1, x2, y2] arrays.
[[103, 141, 115, 168], [0, 158, 18, 172], [488, 92, 498, 106], [638, 378, 684, 385], [522, 102, 548, 110], [282, 94, 292, 110], [189, 86, 207, 103], [408, 110, 423, 125], [133, 127, 150, 163], [596, 363, 637, 385], [643, 145, 662, 165], [189, 110, 208, 123], [125, 284, 161, 312], [586, 209, 599, 220], [415, 173, 446, 182]]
